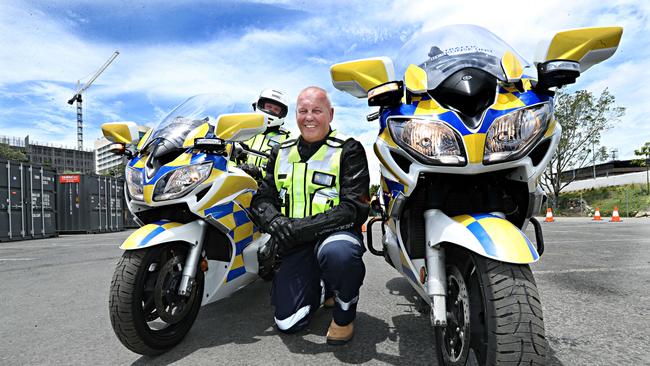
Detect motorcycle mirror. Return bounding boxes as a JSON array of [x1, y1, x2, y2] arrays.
[[534, 26, 623, 72], [368, 81, 403, 108], [102, 121, 140, 145], [330, 57, 396, 98], [535, 60, 580, 90]]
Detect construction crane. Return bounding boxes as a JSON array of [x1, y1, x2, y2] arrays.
[[67, 50, 120, 150]]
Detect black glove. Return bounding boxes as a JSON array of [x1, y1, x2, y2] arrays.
[[267, 216, 299, 253], [238, 163, 263, 181]]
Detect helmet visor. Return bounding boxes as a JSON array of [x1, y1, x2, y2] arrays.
[[257, 97, 288, 118]]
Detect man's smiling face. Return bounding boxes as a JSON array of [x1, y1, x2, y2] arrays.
[[296, 87, 334, 143]]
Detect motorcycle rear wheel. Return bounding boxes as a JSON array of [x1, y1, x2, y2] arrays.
[[435, 251, 547, 365], [109, 245, 204, 356]]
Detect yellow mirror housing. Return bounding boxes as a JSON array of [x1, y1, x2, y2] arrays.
[[101, 121, 140, 145], [535, 27, 623, 72], [216, 113, 266, 142], [331, 57, 395, 98]]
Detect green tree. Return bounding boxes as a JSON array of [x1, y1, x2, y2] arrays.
[[597, 146, 609, 163], [540, 89, 625, 200], [101, 163, 126, 177], [369, 184, 380, 198], [0, 143, 28, 162], [633, 141, 650, 194]]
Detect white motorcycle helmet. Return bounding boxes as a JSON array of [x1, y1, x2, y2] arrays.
[[253, 88, 289, 128]]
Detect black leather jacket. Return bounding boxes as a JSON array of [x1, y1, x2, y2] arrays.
[[251, 132, 370, 245]]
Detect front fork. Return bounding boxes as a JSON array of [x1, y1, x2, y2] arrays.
[[178, 220, 207, 296], [424, 209, 447, 326]]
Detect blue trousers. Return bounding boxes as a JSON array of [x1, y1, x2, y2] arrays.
[[272, 231, 366, 333]]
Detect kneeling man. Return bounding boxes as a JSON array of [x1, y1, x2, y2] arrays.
[[251, 86, 369, 345]]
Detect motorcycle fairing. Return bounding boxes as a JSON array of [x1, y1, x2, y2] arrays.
[[425, 210, 539, 264], [201, 195, 261, 283], [121, 220, 200, 250], [379, 78, 550, 136]]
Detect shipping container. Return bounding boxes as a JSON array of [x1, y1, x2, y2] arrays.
[[0, 159, 58, 241], [56, 174, 125, 233], [124, 206, 140, 229]]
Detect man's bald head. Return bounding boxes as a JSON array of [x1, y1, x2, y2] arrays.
[[297, 86, 332, 110], [295, 86, 335, 143]]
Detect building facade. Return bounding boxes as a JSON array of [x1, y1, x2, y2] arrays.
[[95, 137, 126, 175], [1, 135, 95, 173]]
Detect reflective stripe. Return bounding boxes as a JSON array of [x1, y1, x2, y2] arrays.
[[320, 280, 325, 306], [274, 305, 311, 330], [334, 293, 359, 311], [317, 232, 361, 257]]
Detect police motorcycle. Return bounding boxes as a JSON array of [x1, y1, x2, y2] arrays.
[[330, 25, 622, 365], [102, 94, 276, 355]]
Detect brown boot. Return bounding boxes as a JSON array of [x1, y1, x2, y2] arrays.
[[323, 297, 335, 308], [326, 319, 354, 345]]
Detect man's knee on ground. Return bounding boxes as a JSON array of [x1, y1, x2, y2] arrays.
[[274, 305, 311, 334], [275, 320, 308, 334]]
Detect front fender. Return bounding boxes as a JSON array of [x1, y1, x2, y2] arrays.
[[423, 209, 539, 264], [121, 220, 203, 250]]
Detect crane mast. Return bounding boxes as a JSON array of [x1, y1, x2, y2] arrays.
[[67, 51, 119, 150]]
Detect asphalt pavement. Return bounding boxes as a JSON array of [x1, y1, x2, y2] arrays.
[[1, 217, 649, 365]]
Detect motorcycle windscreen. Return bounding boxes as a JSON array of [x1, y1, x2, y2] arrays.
[[396, 24, 532, 91]]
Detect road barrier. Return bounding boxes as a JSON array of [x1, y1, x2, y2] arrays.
[[544, 207, 555, 222], [593, 207, 602, 221], [610, 207, 622, 222]]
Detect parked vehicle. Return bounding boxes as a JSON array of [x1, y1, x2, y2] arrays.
[[102, 94, 274, 355], [330, 25, 622, 365]]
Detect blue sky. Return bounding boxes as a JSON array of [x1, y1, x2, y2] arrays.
[[1, 0, 648, 182]]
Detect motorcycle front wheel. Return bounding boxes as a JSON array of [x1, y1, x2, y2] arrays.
[[435, 250, 547, 365], [109, 244, 204, 356]]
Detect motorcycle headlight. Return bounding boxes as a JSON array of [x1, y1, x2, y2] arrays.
[[125, 166, 144, 201], [153, 162, 213, 201], [484, 103, 551, 164], [388, 117, 466, 165]]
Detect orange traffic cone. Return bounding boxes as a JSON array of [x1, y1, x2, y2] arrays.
[[361, 223, 367, 232], [593, 208, 602, 221], [544, 207, 555, 222], [610, 207, 622, 222]]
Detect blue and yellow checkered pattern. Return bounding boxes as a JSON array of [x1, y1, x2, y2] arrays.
[[453, 213, 538, 262], [205, 191, 260, 282]]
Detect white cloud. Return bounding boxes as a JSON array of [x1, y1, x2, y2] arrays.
[[1, 0, 648, 182]]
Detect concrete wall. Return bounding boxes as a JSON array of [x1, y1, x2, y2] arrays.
[[562, 171, 649, 192]]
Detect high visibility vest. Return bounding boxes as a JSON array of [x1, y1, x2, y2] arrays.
[[274, 130, 349, 218], [245, 129, 289, 176]]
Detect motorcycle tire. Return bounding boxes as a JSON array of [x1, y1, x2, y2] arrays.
[[109, 245, 204, 356], [436, 251, 546, 365]]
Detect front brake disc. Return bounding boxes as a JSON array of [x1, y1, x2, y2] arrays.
[[154, 255, 197, 324]]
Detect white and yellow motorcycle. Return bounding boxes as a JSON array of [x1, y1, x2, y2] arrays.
[[331, 25, 622, 365], [102, 94, 273, 355]]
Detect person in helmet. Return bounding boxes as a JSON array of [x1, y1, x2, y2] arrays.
[[239, 89, 291, 280], [238, 89, 291, 180]]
